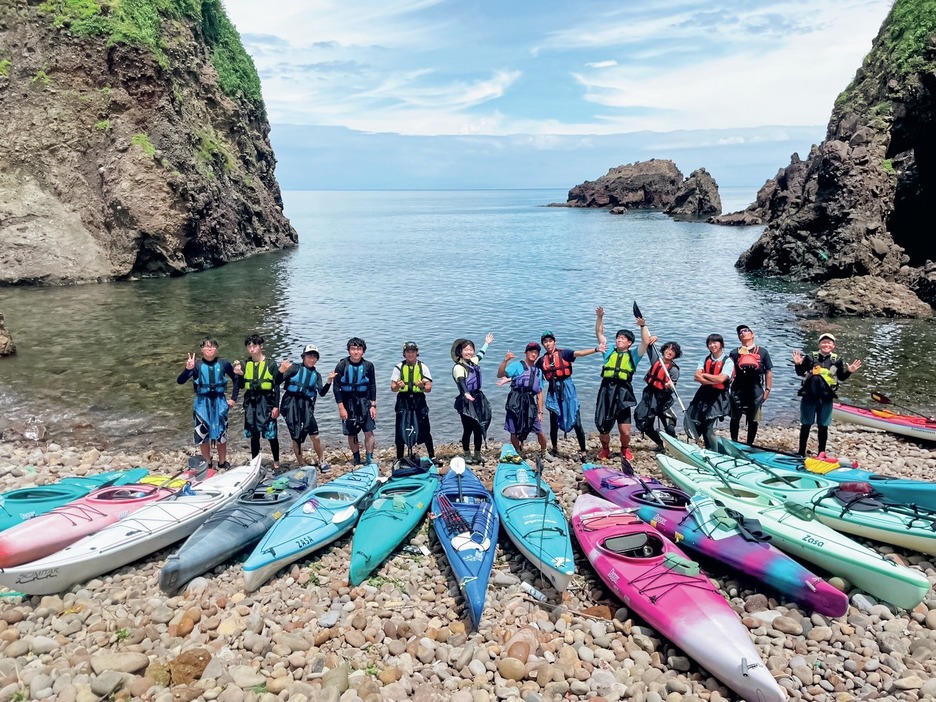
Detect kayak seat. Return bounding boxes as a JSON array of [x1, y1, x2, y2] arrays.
[[383, 485, 422, 497], [604, 532, 665, 558], [710, 507, 737, 530], [502, 485, 548, 499], [831, 490, 885, 511]]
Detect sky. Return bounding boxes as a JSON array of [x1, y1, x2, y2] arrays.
[[223, 0, 894, 190]]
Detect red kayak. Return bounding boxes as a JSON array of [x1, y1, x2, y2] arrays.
[[0, 482, 178, 567]]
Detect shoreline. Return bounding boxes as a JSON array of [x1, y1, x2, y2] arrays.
[[0, 424, 934, 701]]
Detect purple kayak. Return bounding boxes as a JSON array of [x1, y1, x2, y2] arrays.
[[583, 464, 848, 617]]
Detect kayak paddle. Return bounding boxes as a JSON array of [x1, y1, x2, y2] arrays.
[[632, 301, 699, 442], [870, 391, 934, 422]]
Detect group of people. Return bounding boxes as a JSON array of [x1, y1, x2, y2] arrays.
[[176, 312, 862, 472]]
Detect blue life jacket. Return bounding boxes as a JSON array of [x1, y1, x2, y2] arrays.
[[339, 361, 369, 394], [194, 360, 227, 396], [286, 366, 319, 399]]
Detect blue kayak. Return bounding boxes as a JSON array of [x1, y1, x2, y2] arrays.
[[0, 468, 149, 533], [718, 438, 936, 511], [431, 464, 499, 630]]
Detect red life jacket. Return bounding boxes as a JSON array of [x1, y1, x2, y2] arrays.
[[736, 345, 762, 373], [541, 350, 572, 380], [644, 360, 669, 391], [704, 356, 727, 390]]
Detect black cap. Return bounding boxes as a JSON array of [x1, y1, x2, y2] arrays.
[[402, 341, 419, 352], [525, 341, 541, 353], [736, 325, 753, 336]]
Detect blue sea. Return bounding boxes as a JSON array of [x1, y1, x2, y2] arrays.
[[0, 188, 933, 450]]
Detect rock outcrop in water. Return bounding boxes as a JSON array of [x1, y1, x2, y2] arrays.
[[735, 0, 936, 309], [565, 159, 684, 209], [0, 311, 14, 356], [0, 0, 297, 285], [665, 167, 722, 219]]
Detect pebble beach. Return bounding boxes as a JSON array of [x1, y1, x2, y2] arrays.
[[1, 424, 935, 702]]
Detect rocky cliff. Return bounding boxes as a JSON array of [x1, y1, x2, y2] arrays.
[[735, 0, 936, 307], [665, 167, 721, 219], [0, 0, 297, 285]]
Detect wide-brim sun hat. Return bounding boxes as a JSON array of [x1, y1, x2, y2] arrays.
[[451, 338, 473, 363]]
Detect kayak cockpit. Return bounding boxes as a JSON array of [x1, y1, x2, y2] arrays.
[[502, 484, 548, 500], [602, 532, 666, 559]]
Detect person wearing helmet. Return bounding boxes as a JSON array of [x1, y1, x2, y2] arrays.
[[176, 337, 239, 470], [234, 333, 281, 469], [793, 333, 862, 457], [332, 337, 377, 465], [594, 307, 651, 462], [277, 344, 334, 471], [451, 333, 495, 464], [390, 341, 434, 464], [535, 330, 606, 462]]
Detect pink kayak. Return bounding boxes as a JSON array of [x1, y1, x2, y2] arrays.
[[572, 494, 785, 702], [832, 402, 936, 442], [0, 482, 178, 567], [583, 465, 848, 617]]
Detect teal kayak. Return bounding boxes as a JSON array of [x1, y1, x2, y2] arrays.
[[0, 468, 150, 533], [348, 458, 438, 586], [657, 454, 930, 610], [493, 444, 575, 592]]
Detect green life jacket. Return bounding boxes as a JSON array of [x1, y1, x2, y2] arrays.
[[244, 359, 274, 392], [602, 350, 635, 382], [397, 362, 427, 393]]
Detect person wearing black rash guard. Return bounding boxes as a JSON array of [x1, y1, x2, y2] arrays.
[[234, 333, 281, 470], [332, 337, 377, 466], [177, 337, 239, 470], [451, 333, 494, 465], [277, 344, 334, 471]]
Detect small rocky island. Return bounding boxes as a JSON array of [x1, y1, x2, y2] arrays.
[[560, 160, 721, 219], [0, 0, 297, 286]]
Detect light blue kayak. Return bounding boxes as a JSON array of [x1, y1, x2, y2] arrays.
[[492, 444, 574, 592], [0, 468, 150, 533], [242, 464, 379, 591], [431, 462, 499, 629], [349, 458, 439, 586]]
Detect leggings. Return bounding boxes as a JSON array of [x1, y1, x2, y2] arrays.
[[798, 424, 829, 456], [644, 413, 677, 448], [396, 435, 435, 459], [460, 415, 483, 452], [729, 416, 760, 445], [549, 413, 587, 452], [250, 436, 280, 463]]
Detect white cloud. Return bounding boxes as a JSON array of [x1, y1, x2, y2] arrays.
[[225, 0, 892, 136]]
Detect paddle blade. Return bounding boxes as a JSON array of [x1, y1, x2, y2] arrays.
[[449, 456, 467, 475], [632, 301, 643, 319], [620, 455, 635, 476], [871, 391, 891, 405], [682, 411, 700, 441]]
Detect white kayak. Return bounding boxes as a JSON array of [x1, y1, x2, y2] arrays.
[[0, 458, 261, 595]]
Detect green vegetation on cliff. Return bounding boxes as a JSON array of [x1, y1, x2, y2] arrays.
[[37, 0, 263, 108], [835, 0, 936, 115]]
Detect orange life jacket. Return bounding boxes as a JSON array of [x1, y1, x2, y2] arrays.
[[704, 356, 727, 390], [736, 345, 762, 373], [541, 350, 572, 380], [644, 360, 670, 391]]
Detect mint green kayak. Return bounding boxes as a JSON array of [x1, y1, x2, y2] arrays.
[[657, 454, 930, 610], [664, 434, 936, 556], [348, 459, 438, 586], [493, 444, 575, 592], [0, 468, 149, 533]]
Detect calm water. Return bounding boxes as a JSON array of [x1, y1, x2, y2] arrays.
[[1, 188, 934, 451]]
